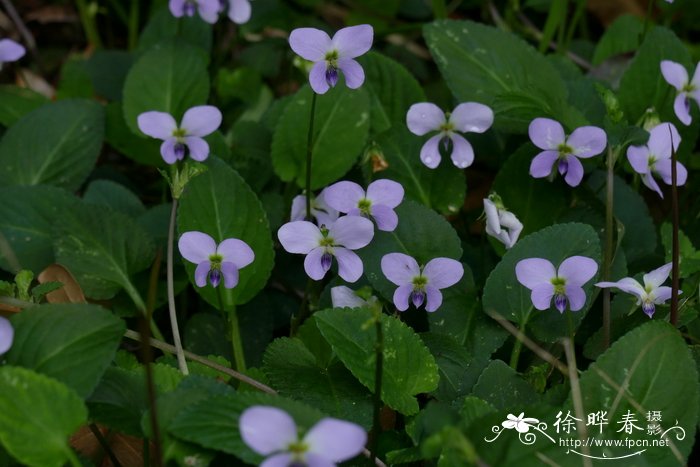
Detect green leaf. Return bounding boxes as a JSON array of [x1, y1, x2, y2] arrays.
[[375, 128, 466, 215], [6, 304, 126, 398], [0, 99, 104, 191], [0, 185, 80, 273], [263, 336, 373, 427], [177, 158, 274, 307], [592, 14, 644, 65], [271, 84, 370, 189], [0, 85, 49, 126], [87, 366, 149, 436], [471, 360, 540, 410], [139, 7, 212, 53], [0, 366, 87, 467], [123, 40, 210, 136], [423, 19, 585, 132], [660, 222, 700, 277], [31, 281, 63, 301], [104, 101, 163, 167], [482, 223, 601, 342], [83, 50, 134, 101], [357, 200, 462, 301], [315, 307, 439, 415], [83, 179, 146, 218], [14, 270, 33, 301], [492, 145, 568, 235], [53, 202, 155, 304], [420, 332, 477, 401]]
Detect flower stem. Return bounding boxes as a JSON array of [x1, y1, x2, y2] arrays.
[[640, 0, 655, 46], [217, 287, 246, 372], [305, 92, 318, 220], [75, 0, 103, 49], [371, 310, 385, 461], [509, 309, 530, 370], [167, 200, 188, 375], [670, 125, 680, 326], [602, 147, 615, 349], [128, 0, 140, 50], [432, 0, 448, 19]]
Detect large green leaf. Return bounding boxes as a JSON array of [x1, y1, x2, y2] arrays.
[[0, 185, 79, 273], [271, 84, 370, 189], [87, 366, 149, 436], [138, 6, 212, 53], [423, 19, 585, 132], [122, 40, 210, 135], [0, 99, 104, 190], [6, 304, 125, 398], [177, 158, 274, 307], [53, 202, 155, 305], [104, 102, 163, 166], [592, 15, 644, 65], [315, 307, 439, 415], [84, 179, 146, 218], [0, 85, 49, 126], [482, 223, 601, 342], [0, 367, 87, 467], [262, 336, 373, 428]]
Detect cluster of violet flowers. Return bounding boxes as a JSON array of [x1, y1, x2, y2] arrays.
[[169, 0, 251, 24]]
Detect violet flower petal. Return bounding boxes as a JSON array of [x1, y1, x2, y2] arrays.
[[673, 93, 692, 125], [181, 105, 222, 137], [260, 454, 294, 467], [239, 406, 298, 455], [178, 231, 217, 263], [370, 204, 398, 231], [194, 261, 211, 287], [331, 286, 366, 308], [138, 111, 178, 140], [449, 102, 494, 133], [334, 248, 364, 283], [0, 39, 25, 63], [228, 0, 252, 24], [406, 103, 445, 136], [660, 60, 688, 90], [528, 118, 565, 150], [332, 24, 373, 59], [515, 258, 556, 289], [642, 171, 664, 198], [595, 278, 646, 299], [217, 238, 254, 268], [424, 285, 443, 312], [653, 286, 673, 304], [529, 150, 558, 178], [627, 145, 651, 175], [420, 134, 443, 169], [323, 181, 365, 213], [309, 60, 331, 94], [289, 28, 332, 61], [278, 221, 322, 254], [290, 195, 307, 222], [530, 283, 555, 310], [304, 247, 329, 280], [381, 253, 420, 286], [220, 262, 239, 288], [563, 155, 584, 187], [648, 123, 681, 159], [483, 199, 501, 235], [304, 453, 337, 467], [366, 179, 404, 208], [448, 133, 475, 169], [0, 316, 14, 355], [328, 216, 374, 250], [337, 58, 365, 89], [557, 256, 598, 286], [567, 126, 607, 158], [655, 159, 688, 186], [643, 262, 672, 288], [423, 258, 464, 289], [565, 285, 587, 311], [304, 418, 367, 462], [160, 137, 180, 164], [197, 0, 220, 23], [393, 284, 412, 311], [169, 0, 187, 17], [185, 136, 210, 161]]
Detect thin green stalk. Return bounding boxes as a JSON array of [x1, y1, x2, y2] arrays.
[[371, 312, 384, 462], [640, 0, 655, 45], [670, 125, 680, 326], [291, 278, 313, 336], [563, 0, 586, 51], [602, 147, 615, 349], [432, 0, 448, 19], [167, 200, 188, 375], [138, 316, 162, 467], [75, 0, 103, 49], [128, 0, 140, 50], [217, 287, 246, 372], [509, 310, 530, 369], [124, 279, 165, 342], [305, 93, 318, 219]]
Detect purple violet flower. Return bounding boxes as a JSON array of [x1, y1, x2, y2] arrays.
[[0, 39, 25, 70], [406, 102, 494, 169], [660, 60, 700, 125], [137, 106, 222, 164], [381, 253, 464, 312], [0, 316, 13, 355], [323, 179, 404, 232], [528, 118, 607, 187], [515, 256, 598, 313], [289, 24, 373, 94], [178, 231, 254, 288], [277, 216, 374, 282], [290, 189, 339, 226], [627, 122, 687, 198], [169, 0, 220, 23], [223, 0, 251, 24], [239, 406, 367, 466], [483, 195, 522, 249], [595, 263, 674, 318]]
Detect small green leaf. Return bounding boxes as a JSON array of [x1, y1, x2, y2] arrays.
[[13, 270, 33, 301], [0, 85, 49, 126], [83, 179, 146, 218], [31, 282, 63, 301]]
